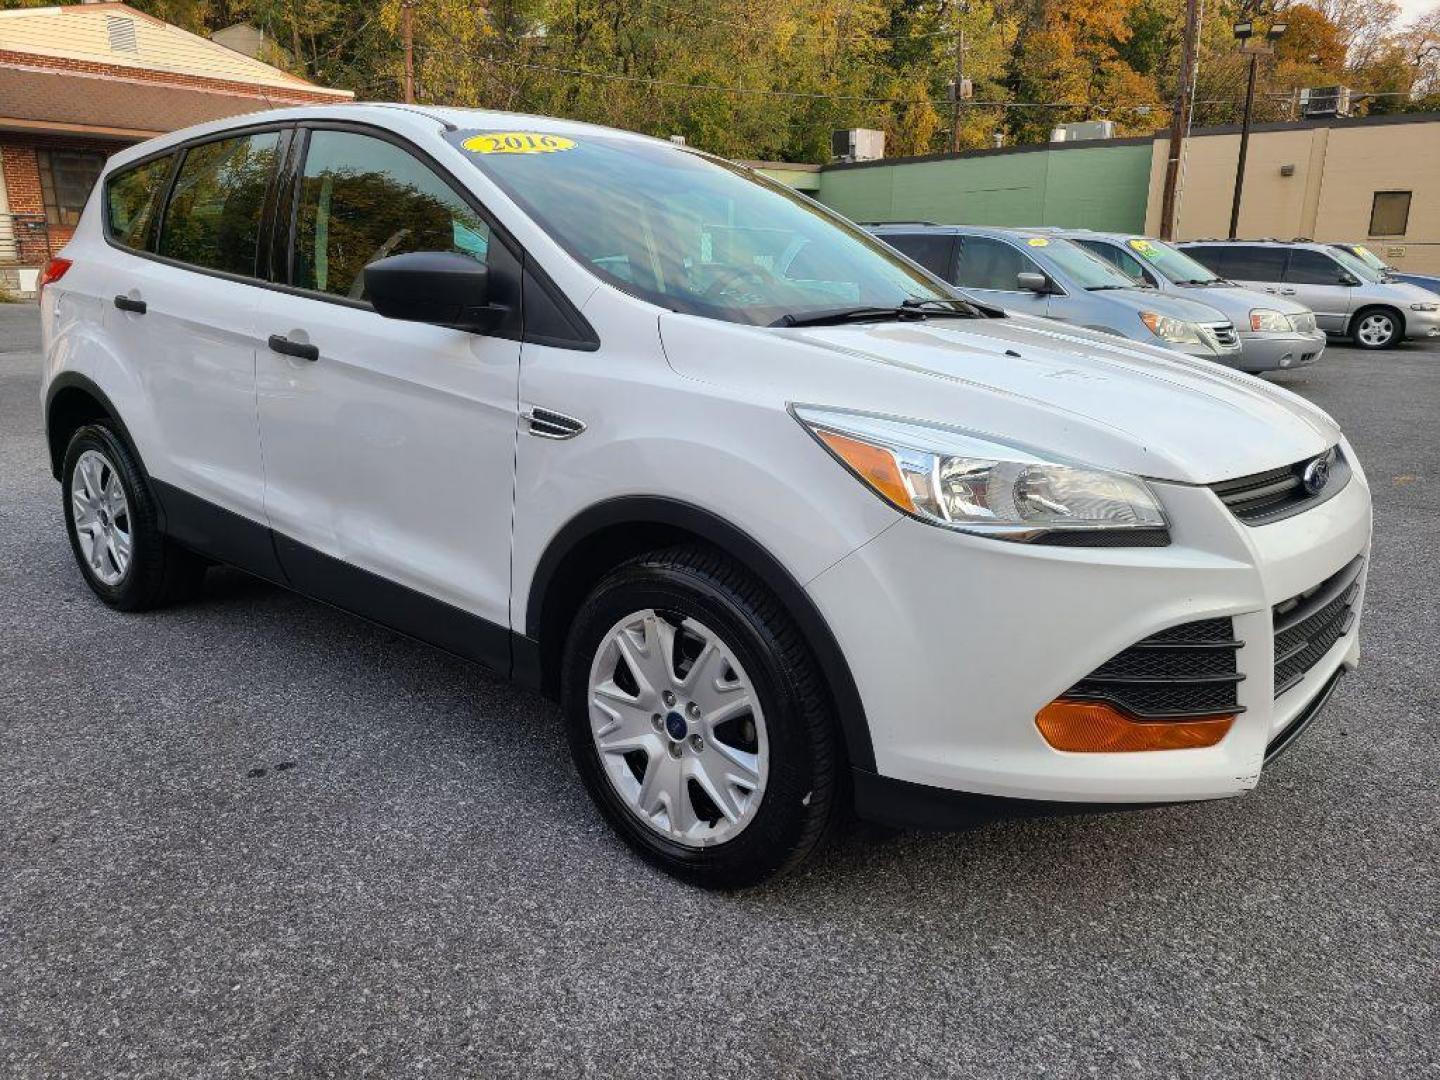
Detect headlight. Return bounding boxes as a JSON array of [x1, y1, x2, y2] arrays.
[[1249, 308, 1291, 332], [1410, 302, 1438, 312], [793, 407, 1168, 543], [1139, 311, 1202, 345]]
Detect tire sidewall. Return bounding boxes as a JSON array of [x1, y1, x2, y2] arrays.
[[61, 424, 154, 609], [561, 561, 829, 886]]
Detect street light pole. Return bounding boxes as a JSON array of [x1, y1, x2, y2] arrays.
[[1228, 20, 1285, 240], [1228, 51, 1259, 240], [1159, 0, 1202, 239]]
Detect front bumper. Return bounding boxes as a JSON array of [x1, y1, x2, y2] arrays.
[[807, 452, 1372, 811], [1235, 330, 1327, 372], [1403, 308, 1440, 340]]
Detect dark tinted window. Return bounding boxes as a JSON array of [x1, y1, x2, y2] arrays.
[[953, 236, 1037, 290], [1285, 249, 1350, 285], [158, 131, 279, 277], [293, 130, 491, 300], [882, 232, 955, 278], [1211, 246, 1286, 281], [106, 154, 172, 251], [1182, 246, 1230, 275]]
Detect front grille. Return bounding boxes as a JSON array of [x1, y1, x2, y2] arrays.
[[1273, 557, 1363, 697], [1211, 446, 1350, 525], [1289, 312, 1317, 334], [1201, 321, 1241, 350], [1063, 617, 1244, 720]]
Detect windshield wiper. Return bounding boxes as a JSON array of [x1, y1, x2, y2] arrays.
[[1177, 278, 1222, 286], [770, 298, 980, 328], [1084, 284, 1131, 291]]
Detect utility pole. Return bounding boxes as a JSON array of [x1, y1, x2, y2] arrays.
[[950, 28, 966, 153], [401, 0, 416, 104], [1159, 0, 1201, 239]]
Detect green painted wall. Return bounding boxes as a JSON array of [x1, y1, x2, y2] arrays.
[[755, 166, 821, 193], [815, 143, 1154, 232]]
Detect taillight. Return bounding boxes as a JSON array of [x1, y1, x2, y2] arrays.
[[39, 257, 72, 292]]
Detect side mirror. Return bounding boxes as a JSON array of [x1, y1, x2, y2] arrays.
[[1338, 272, 1360, 287], [364, 251, 505, 332], [1016, 271, 1050, 294]]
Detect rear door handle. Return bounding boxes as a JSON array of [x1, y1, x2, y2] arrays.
[[268, 334, 319, 362], [113, 295, 146, 314]]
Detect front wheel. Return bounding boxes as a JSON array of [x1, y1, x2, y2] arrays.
[[561, 547, 841, 888], [1351, 307, 1402, 349]]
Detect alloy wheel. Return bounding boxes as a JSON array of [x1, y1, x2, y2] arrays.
[[587, 609, 768, 848], [1356, 313, 1394, 347], [70, 449, 133, 586]]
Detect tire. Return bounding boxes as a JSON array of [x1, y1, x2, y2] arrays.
[[1351, 307, 1402, 350], [561, 545, 841, 888], [61, 423, 206, 611]]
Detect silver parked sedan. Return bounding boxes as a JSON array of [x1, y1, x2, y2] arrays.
[[1051, 230, 1326, 373]]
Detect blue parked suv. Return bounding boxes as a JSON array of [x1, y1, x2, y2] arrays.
[[867, 223, 1244, 365]]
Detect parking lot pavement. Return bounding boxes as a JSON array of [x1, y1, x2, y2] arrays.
[[1, 300, 1436, 1079]]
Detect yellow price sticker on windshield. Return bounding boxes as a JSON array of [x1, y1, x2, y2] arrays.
[[462, 132, 577, 155], [1128, 238, 1160, 258], [1026, 237, 1050, 247]]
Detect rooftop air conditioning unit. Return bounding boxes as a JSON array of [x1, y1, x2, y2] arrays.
[[831, 128, 885, 163], [1050, 120, 1116, 143], [1298, 86, 1352, 118]]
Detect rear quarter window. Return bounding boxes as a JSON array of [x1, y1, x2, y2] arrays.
[[105, 154, 173, 251]]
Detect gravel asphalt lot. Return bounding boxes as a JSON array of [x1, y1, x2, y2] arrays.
[[1, 302, 1436, 1079]]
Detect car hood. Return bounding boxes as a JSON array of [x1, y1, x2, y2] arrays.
[[1174, 284, 1313, 320], [1086, 287, 1232, 324], [659, 311, 1341, 485]]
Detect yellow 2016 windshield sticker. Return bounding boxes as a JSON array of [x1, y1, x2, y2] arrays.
[[462, 132, 577, 155], [1128, 238, 1160, 258], [1026, 236, 1049, 247]]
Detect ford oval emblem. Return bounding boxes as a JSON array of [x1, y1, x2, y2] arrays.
[[1302, 453, 1332, 496]]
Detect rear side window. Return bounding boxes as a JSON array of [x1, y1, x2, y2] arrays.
[[1193, 245, 1285, 280], [882, 233, 955, 279], [293, 130, 491, 300], [953, 236, 1036, 291], [157, 131, 280, 277], [106, 154, 172, 251], [1182, 246, 1229, 275]]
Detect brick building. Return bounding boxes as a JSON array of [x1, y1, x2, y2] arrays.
[[0, 1, 351, 294]]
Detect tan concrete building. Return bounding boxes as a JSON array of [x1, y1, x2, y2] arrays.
[[1144, 113, 1440, 274]]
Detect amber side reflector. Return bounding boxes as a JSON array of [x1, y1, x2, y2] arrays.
[[816, 429, 917, 513], [1036, 699, 1234, 753]]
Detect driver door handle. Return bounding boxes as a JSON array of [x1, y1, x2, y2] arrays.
[[268, 334, 319, 362]]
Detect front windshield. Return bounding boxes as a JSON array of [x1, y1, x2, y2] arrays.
[[1330, 247, 1383, 283], [453, 130, 956, 325], [1341, 244, 1389, 272], [1029, 237, 1145, 289], [1121, 237, 1223, 284]]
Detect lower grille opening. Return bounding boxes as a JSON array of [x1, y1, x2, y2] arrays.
[[1062, 617, 1244, 720], [1273, 557, 1364, 698]]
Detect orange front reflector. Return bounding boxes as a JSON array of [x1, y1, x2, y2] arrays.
[[1036, 699, 1234, 752], [816, 429, 916, 513]]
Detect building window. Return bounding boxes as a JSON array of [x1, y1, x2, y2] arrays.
[[1369, 191, 1411, 237], [37, 149, 108, 227]]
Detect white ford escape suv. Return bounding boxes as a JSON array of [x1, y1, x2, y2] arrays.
[[40, 106, 1372, 887]]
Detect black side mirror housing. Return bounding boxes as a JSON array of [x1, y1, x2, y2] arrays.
[[1016, 271, 1050, 294], [364, 251, 505, 332]]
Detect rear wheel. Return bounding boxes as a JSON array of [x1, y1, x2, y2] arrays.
[[1351, 307, 1402, 349], [62, 423, 205, 611], [561, 546, 840, 888]]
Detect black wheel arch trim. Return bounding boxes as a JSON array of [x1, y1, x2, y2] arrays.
[[525, 496, 877, 773], [45, 372, 145, 486]]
